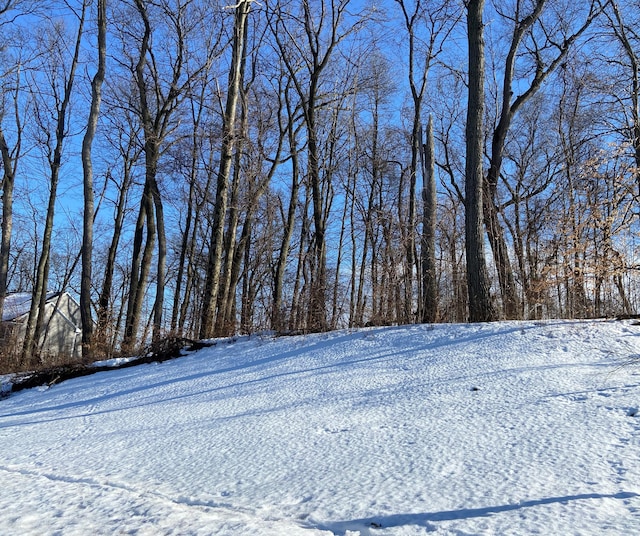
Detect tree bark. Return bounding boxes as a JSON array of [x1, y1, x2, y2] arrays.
[[464, 0, 495, 322], [200, 0, 250, 339], [123, 182, 155, 350], [80, 0, 107, 356], [0, 127, 16, 324], [272, 88, 300, 332], [420, 116, 437, 323]]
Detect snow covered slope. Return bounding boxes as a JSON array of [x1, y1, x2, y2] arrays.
[[1, 320, 640, 535]]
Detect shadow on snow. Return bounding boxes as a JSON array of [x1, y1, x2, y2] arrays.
[[314, 492, 639, 535]]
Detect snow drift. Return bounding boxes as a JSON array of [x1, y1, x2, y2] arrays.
[[1, 320, 639, 535]]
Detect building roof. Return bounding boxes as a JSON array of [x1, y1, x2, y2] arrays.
[[2, 292, 62, 322]]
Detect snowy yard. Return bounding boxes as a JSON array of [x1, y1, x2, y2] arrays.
[[1, 320, 639, 535]]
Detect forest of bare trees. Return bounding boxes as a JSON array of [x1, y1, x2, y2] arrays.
[[1, 0, 640, 368]]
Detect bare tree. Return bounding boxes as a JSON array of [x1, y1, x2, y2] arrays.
[[271, 73, 302, 332], [80, 0, 107, 356], [22, 2, 86, 362], [200, 0, 251, 339], [394, 0, 458, 323], [484, 0, 602, 319], [268, 0, 366, 331], [464, 0, 495, 322], [0, 68, 22, 325], [120, 0, 211, 348]]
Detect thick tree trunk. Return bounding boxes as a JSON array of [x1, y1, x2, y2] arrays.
[[465, 0, 495, 323], [307, 106, 328, 332], [405, 130, 417, 324], [215, 149, 242, 336]]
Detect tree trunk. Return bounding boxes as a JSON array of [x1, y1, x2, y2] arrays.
[[0, 127, 16, 323], [123, 182, 155, 350], [307, 99, 328, 331], [464, 0, 495, 323], [215, 148, 242, 336], [290, 186, 311, 331], [331, 172, 350, 329], [80, 0, 106, 356], [420, 116, 437, 323], [150, 170, 166, 342], [200, 0, 250, 339], [272, 111, 300, 331], [0, 62, 22, 324], [22, 4, 86, 362], [171, 82, 208, 335], [96, 164, 133, 350], [483, 195, 519, 318]]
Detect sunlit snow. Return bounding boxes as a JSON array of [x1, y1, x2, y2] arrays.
[[1, 320, 640, 535]]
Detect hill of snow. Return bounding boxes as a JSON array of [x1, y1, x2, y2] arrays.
[[1, 320, 640, 535]]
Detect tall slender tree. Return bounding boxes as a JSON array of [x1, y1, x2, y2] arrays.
[[22, 2, 86, 362], [0, 70, 22, 325], [80, 0, 107, 356], [200, 0, 251, 339], [394, 0, 457, 323]]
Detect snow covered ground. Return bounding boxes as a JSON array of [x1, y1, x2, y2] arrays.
[[1, 320, 640, 535]]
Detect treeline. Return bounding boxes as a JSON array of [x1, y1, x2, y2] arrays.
[[0, 0, 639, 364]]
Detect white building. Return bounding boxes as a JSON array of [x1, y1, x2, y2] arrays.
[[1, 292, 83, 361]]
